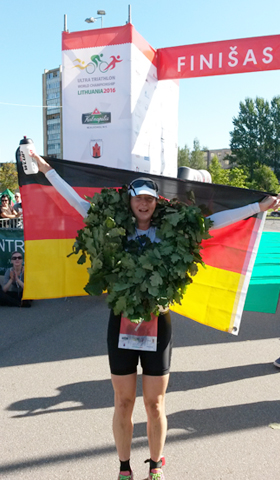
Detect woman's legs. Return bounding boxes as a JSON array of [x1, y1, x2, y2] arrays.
[[111, 372, 137, 462], [0, 288, 21, 306], [142, 373, 170, 462]]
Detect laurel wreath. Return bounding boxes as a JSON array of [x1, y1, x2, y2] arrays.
[[70, 186, 212, 322]]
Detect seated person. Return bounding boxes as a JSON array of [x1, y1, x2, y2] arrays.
[[0, 252, 31, 307], [0, 195, 20, 219]]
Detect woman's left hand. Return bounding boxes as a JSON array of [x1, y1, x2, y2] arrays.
[[259, 194, 280, 212]]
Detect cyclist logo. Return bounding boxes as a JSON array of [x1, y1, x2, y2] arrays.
[[73, 54, 122, 74]]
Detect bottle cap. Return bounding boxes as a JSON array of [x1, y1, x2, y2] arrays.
[[19, 136, 33, 145]]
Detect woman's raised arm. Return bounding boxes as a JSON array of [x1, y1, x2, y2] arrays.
[[208, 194, 280, 230], [31, 153, 89, 218]]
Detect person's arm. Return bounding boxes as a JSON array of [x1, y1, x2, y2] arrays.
[[3, 269, 14, 293], [31, 153, 89, 218], [14, 271, 24, 289], [0, 209, 18, 219], [208, 195, 280, 230]]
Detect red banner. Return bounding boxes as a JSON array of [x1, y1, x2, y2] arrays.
[[157, 34, 280, 80]]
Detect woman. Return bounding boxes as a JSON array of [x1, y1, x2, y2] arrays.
[[31, 152, 279, 480], [0, 195, 20, 219], [0, 251, 30, 307], [0, 195, 22, 229]]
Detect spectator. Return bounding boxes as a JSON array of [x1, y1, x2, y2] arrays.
[[13, 192, 22, 216], [0, 195, 20, 219], [0, 252, 31, 307]]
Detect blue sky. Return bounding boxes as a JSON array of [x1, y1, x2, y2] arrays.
[[0, 0, 279, 162]]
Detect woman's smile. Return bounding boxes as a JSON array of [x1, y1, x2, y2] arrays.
[[130, 195, 157, 229]]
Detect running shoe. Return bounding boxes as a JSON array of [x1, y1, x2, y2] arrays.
[[118, 471, 133, 480], [273, 357, 280, 368], [148, 469, 165, 480]]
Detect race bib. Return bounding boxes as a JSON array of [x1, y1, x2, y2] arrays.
[[118, 314, 158, 351]]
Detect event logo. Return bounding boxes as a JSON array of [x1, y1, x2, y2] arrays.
[[90, 140, 103, 158], [73, 53, 123, 74], [82, 108, 111, 125]]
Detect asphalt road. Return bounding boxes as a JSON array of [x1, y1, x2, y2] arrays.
[[0, 216, 279, 479]]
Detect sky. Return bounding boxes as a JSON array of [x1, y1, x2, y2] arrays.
[[0, 0, 280, 162]]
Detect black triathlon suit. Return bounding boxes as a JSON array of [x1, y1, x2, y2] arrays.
[[107, 310, 172, 376]]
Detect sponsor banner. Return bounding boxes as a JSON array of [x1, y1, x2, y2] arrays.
[[157, 34, 280, 79], [0, 229, 24, 272], [62, 25, 178, 176], [62, 39, 131, 168]]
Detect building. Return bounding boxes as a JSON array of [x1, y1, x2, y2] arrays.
[[42, 66, 63, 158], [205, 148, 232, 169]]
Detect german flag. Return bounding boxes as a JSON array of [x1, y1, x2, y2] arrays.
[[17, 156, 266, 334]]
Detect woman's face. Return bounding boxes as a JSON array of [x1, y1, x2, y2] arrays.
[[130, 195, 157, 225], [11, 253, 23, 267], [1, 196, 9, 206]]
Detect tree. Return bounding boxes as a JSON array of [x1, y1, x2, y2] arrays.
[[189, 138, 207, 169], [246, 165, 280, 194], [178, 144, 190, 167], [0, 162, 19, 192], [270, 96, 280, 179], [229, 96, 280, 181], [208, 155, 229, 184], [228, 168, 248, 188]]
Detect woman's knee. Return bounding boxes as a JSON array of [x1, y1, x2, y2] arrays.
[[143, 396, 165, 420], [114, 391, 136, 416]]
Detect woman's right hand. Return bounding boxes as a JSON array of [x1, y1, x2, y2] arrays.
[[9, 269, 15, 281], [30, 153, 52, 174]]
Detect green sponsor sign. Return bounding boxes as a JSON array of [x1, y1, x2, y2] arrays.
[[82, 111, 111, 124], [0, 229, 24, 274]]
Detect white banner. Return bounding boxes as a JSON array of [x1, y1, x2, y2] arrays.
[[62, 25, 178, 177]]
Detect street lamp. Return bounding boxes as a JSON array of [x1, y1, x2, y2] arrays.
[[85, 10, 106, 28]]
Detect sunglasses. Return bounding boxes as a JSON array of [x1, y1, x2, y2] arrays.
[[12, 256, 22, 260], [129, 179, 158, 192], [2, 199, 8, 202]]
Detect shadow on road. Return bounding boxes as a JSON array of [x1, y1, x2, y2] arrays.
[[1, 398, 280, 475], [6, 362, 279, 417]]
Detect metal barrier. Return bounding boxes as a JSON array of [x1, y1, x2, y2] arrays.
[[0, 218, 23, 229]]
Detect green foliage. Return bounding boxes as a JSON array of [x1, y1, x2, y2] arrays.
[[0, 162, 19, 192], [190, 139, 207, 170], [229, 96, 280, 181], [227, 168, 248, 188], [178, 139, 207, 169], [178, 145, 190, 167], [70, 186, 212, 322], [270, 96, 280, 179], [246, 165, 280, 194], [209, 156, 248, 188], [208, 156, 229, 184]]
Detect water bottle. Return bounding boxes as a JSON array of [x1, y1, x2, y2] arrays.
[[19, 136, 39, 175]]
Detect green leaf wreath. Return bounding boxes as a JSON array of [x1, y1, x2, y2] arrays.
[[70, 186, 213, 322]]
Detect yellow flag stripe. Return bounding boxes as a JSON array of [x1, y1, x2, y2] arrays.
[[24, 239, 242, 334], [23, 239, 89, 299], [170, 263, 243, 333]]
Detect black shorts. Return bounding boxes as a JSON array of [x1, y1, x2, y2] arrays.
[[107, 310, 172, 376]]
